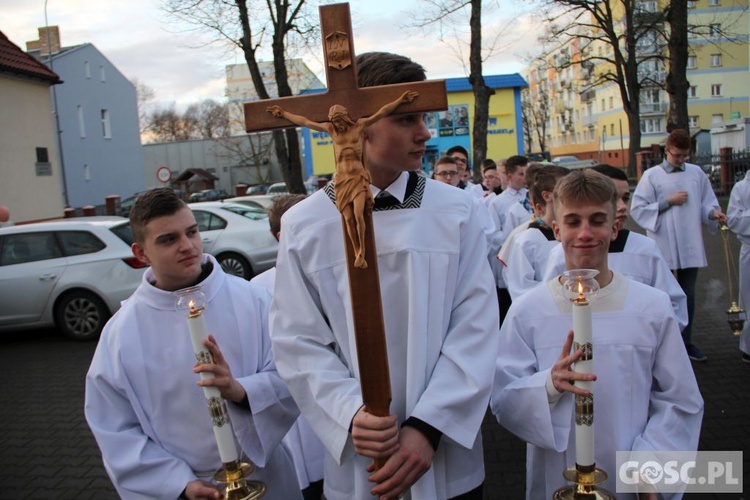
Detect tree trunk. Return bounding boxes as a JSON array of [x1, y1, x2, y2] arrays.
[[666, 0, 690, 132], [468, 0, 494, 181], [270, 0, 306, 194]]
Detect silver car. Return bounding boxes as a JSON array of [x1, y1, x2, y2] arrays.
[[188, 202, 278, 279], [0, 217, 148, 340]]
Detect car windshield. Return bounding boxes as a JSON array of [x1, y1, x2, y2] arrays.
[[220, 205, 268, 220]]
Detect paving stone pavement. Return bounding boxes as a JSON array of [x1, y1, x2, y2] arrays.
[[0, 220, 747, 499]]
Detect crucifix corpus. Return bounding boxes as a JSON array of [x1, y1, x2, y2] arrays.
[[243, 2, 447, 468]]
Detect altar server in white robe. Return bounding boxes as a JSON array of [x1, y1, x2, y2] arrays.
[[488, 155, 530, 322], [727, 170, 750, 362], [544, 164, 688, 331], [85, 188, 300, 500], [492, 170, 703, 499], [252, 194, 326, 499], [630, 129, 725, 362], [504, 167, 570, 299], [271, 52, 499, 500]]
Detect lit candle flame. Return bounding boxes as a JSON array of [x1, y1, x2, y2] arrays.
[[188, 299, 197, 314], [577, 281, 585, 299]]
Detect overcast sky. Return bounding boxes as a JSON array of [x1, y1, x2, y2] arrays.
[[2, 0, 538, 110]]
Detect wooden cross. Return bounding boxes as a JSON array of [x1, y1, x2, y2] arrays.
[[244, 2, 447, 468]]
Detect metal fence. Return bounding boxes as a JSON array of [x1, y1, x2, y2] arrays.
[[642, 149, 750, 195]]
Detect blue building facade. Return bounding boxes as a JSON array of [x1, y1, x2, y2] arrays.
[[32, 38, 145, 208]]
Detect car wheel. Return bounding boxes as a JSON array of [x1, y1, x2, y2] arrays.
[[217, 252, 252, 280], [54, 291, 110, 341]]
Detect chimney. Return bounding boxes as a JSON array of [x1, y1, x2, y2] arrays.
[[26, 26, 61, 57]]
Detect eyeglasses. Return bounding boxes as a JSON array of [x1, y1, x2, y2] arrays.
[[450, 156, 467, 164], [666, 149, 690, 160], [435, 170, 459, 178]]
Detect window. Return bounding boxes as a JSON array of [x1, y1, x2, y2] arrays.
[[0, 232, 62, 266], [100, 65, 106, 82], [77, 105, 86, 138], [711, 54, 722, 66], [84, 60, 90, 78], [640, 118, 663, 133], [709, 0, 720, 5], [36, 147, 49, 163], [601, 99, 606, 111], [687, 26, 696, 39], [711, 84, 723, 97], [101, 109, 111, 138], [687, 56, 696, 69], [689, 116, 699, 127], [58, 231, 105, 256], [688, 86, 698, 98], [687, 0, 695, 7], [710, 24, 721, 36], [610, 124, 615, 136], [609, 96, 614, 109], [192, 211, 227, 232], [84, 164, 90, 181], [712, 114, 724, 124]]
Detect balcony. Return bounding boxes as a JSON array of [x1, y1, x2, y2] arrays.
[[583, 114, 598, 127], [581, 89, 596, 103], [640, 102, 664, 114]]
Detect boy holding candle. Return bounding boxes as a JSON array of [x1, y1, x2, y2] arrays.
[[491, 170, 703, 498], [85, 187, 301, 499]]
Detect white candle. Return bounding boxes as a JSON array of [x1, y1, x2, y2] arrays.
[[572, 297, 594, 468], [187, 306, 240, 464]]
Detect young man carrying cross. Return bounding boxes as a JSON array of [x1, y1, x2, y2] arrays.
[[270, 52, 499, 500]]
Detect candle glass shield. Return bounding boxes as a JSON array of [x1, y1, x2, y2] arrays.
[[720, 224, 747, 335], [561, 269, 600, 303], [174, 286, 266, 500], [554, 270, 614, 500]]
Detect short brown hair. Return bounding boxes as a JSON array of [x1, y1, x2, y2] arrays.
[[553, 169, 617, 216], [130, 188, 186, 243], [357, 52, 427, 87], [505, 155, 528, 175], [530, 167, 570, 208], [524, 162, 546, 186], [666, 129, 691, 151], [267, 194, 306, 237]]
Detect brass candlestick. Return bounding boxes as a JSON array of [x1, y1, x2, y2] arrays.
[[214, 459, 266, 500], [720, 224, 746, 335]]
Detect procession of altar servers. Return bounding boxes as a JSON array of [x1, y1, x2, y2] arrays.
[[84, 154, 719, 499]]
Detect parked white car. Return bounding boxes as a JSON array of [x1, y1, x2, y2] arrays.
[[223, 194, 277, 212], [187, 202, 278, 279], [0, 217, 148, 340]]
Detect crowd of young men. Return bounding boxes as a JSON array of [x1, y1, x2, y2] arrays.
[[84, 52, 714, 500]]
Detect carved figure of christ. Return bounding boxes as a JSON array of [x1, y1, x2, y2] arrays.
[[266, 90, 418, 268]]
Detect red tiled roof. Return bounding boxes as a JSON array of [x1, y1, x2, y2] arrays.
[[0, 30, 60, 84]]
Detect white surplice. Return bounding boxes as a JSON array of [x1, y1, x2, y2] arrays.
[[491, 273, 703, 500], [542, 230, 688, 331], [504, 224, 558, 300], [85, 255, 301, 500], [488, 188, 529, 288], [251, 267, 325, 491], [727, 170, 750, 354], [270, 173, 500, 500], [631, 162, 720, 269]]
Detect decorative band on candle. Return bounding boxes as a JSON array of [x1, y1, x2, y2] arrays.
[[207, 396, 230, 427], [574, 341, 593, 361], [196, 350, 214, 365], [575, 394, 594, 426]]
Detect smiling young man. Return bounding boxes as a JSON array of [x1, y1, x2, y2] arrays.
[[631, 129, 726, 362], [543, 165, 688, 332], [85, 188, 300, 499], [491, 170, 703, 499], [270, 52, 499, 500]]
